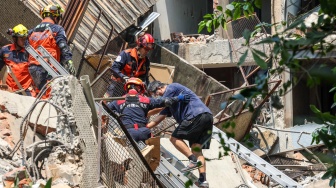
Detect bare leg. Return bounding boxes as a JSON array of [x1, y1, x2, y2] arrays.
[[191, 143, 205, 173], [170, 136, 192, 158]]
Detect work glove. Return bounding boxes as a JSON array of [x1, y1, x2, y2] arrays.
[[64, 60, 76, 75], [177, 93, 190, 104], [112, 110, 121, 117], [164, 94, 190, 107], [123, 76, 130, 83]]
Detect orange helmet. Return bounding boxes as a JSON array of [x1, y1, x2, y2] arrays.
[[137, 33, 155, 50], [124, 77, 146, 94]]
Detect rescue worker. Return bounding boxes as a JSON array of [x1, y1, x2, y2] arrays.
[[106, 33, 155, 98], [146, 81, 213, 188], [107, 77, 189, 143], [27, 3, 76, 96], [0, 24, 35, 96]]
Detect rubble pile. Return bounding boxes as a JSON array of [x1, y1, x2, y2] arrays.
[[241, 126, 330, 187], [0, 76, 84, 188], [161, 32, 212, 44]]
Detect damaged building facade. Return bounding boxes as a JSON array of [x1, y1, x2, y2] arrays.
[[0, 0, 334, 188]]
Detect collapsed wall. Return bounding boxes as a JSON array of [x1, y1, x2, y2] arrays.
[[149, 44, 230, 99]]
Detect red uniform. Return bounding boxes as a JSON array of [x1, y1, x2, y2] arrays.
[[0, 44, 34, 95]]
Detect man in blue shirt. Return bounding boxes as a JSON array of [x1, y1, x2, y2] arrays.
[[107, 78, 188, 143], [147, 81, 213, 188]]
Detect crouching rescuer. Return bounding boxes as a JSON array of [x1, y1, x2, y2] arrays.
[[106, 77, 190, 143]]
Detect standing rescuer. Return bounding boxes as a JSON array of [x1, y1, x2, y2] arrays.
[[107, 77, 189, 143], [27, 3, 76, 97], [146, 81, 213, 188], [106, 33, 155, 98], [0, 24, 35, 96]]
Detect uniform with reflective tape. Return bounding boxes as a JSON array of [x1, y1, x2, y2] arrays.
[[0, 44, 33, 94], [111, 48, 150, 84], [27, 17, 72, 92], [108, 89, 179, 142]]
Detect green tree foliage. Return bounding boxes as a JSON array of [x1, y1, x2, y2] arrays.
[[199, 0, 336, 187]]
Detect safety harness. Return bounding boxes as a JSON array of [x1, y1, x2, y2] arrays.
[[121, 48, 147, 78], [118, 93, 148, 130], [28, 22, 61, 66]]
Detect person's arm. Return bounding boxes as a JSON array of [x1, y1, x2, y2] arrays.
[[55, 26, 75, 75], [107, 101, 120, 115], [147, 114, 166, 129], [55, 26, 72, 63], [147, 107, 164, 117], [149, 94, 190, 110], [0, 47, 5, 72], [111, 51, 128, 79]]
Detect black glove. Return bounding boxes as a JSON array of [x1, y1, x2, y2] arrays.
[[64, 60, 76, 75]]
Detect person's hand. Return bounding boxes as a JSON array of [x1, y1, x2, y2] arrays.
[[177, 93, 190, 103], [65, 60, 76, 75], [112, 110, 121, 117]]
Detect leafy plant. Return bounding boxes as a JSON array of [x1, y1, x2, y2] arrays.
[[199, 0, 336, 187]]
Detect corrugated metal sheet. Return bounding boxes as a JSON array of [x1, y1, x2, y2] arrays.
[[23, 0, 157, 54]]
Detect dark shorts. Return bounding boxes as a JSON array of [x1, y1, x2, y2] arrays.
[[28, 65, 52, 90], [172, 113, 213, 149]]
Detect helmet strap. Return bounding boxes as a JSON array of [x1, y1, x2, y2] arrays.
[[13, 37, 24, 50], [52, 15, 60, 24], [137, 48, 145, 59]]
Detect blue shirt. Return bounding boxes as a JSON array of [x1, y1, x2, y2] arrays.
[[159, 83, 212, 124]]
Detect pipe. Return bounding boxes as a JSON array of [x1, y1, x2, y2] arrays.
[[297, 132, 327, 170], [80, 75, 98, 136]]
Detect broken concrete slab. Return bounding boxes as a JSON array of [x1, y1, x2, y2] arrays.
[[160, 138, 258, 188], [0, 90, 57, 135]]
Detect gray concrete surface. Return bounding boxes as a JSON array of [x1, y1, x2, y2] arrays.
[[160, 138, 262, 188], [149, 45, 231, 100], [160, 37, 269, 68], [0, 90, 57, 132]]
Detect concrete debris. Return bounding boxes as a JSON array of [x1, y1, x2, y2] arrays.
[[49, 76, 79, 147], [0, 138, 12, 157], [165, 32, 210, 44], [256, 130, 278, 152], [302, 172, 330, 188], [242, 164, 270, 186], [0, 76, 84, 188], [0, 90, 58, 136], [47, 147, 83, 186], [1, 166, 32, 188]]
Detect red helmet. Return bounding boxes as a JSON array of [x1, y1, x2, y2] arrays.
[[137, 33, 155, 50], [124, 77, 146, 94]]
